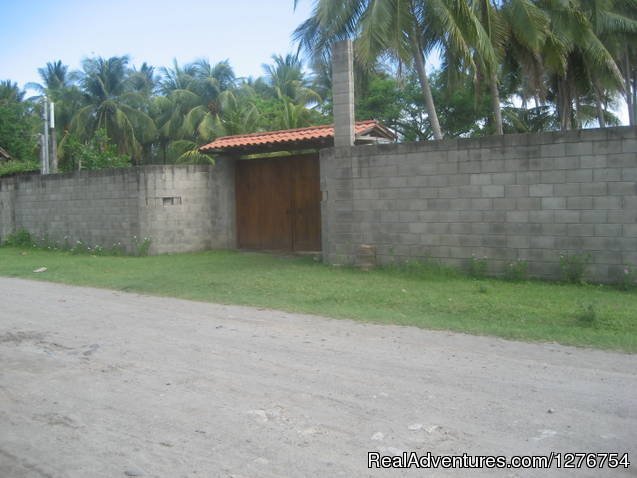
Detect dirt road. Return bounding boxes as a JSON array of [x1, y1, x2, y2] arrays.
[[0, 277, 635, 477]]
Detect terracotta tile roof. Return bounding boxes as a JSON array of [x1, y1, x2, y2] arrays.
[[199, 120, 394, 153]]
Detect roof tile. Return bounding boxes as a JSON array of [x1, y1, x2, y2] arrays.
[[199, 120, 393, 153]]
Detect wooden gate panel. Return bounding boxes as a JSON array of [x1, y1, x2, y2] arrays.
[[235, 155, 321, 251], [291, 157, 321, 251]]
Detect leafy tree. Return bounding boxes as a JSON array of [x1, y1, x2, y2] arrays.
[[68, 56, 157, 162], [0, 81, 39, 163], [60, 128, 130, 171]]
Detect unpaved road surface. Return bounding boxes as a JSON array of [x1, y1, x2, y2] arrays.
[[1, 278, 635, 478]]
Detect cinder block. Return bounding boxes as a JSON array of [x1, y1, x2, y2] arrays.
[[436, 161, 457, 174], [438, 187, 460, 198], [507, 236, 530, 248], [543, 223, 568, 236], [567, 223, 595, 236], [458, 160, 481, 173], [471, 223, 491, 234], [554, 210, 580, 223], [593, 140, 622, 155], [622, 168, 637, 181], [454, 185, 480, 197], [608, 153, 636, 168], [579, 182, 607, 196], [405, 176, 429, 187], [504, 185, 529, 197], [449, 223, 473, 234], [491, 172, 516, 185], [580, 210, 607, 224], [609, 182, 636, 195], [566, 142, 593, 155], [594, 224, 622, 237], [582, 236, 622, 251], [554, 183, 580, 197], [470, 174, 492, 185], [541, 197, 566, 209], [482, 210, 506, 222], [481, 185, 505, 198], [530, 236, 555, 249], [541, 143, 566, 157], [458, 210, 483, 222], [492, 198, 510, 210], [624, 224, 637, 237], [507, 211, 529, 222], [516, 171, 541, 184], [553, 157, 580, 170], [555, 236, 584, 250], [566, 197, 593, 209], [594, 250, 623, 265], [566, 169, 593, 183], [593, 197, 623, 209], [516, 197, 541, 210], [426, 176, 449, 187], [481, 160, 506, 173], [529, 210, 554, 223], [541, 170, 566, 183], [593, 168, 622, 181], [530, 184, 554, 197]]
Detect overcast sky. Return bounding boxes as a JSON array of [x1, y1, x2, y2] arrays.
[[1, 0, 314, 88]]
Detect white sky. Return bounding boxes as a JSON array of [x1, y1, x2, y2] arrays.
[[0, 0, 314, 87]]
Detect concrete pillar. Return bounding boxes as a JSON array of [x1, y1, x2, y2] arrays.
[[332, 40, 355, 147]]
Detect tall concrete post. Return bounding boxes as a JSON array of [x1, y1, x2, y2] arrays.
[[332, 40, 355, 147]]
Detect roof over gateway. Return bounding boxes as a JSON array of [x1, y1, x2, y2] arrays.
[[199, 120, 395, 155]]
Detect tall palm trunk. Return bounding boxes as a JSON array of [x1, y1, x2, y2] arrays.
[[633, 70, 637, 126], [410, 36, 443, 140], [558, 77, 573, 131], [624, 48, 634, 126], [489, 71, 503, 135], [593, 81, 606, 128]]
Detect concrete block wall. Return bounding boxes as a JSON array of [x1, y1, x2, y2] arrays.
[[0, 176, 17, 242], [140, 163, 235, 254], [320, 127, 637, 282], [0, 164, 235, 254]]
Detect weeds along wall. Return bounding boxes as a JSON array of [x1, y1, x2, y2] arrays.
[[320, 126, 637, 282], [0, 164, 235, 254]]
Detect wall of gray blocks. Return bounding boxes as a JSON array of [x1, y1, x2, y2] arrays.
[[0, 163, 235, 254], [2, 127, 636, 283], [320, 126, 637, 282]]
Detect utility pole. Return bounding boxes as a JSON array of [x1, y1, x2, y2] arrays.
[[49, 101, 58, 173], [41, 100, 50, 174]]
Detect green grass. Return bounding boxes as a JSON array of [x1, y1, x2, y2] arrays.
[[1, 247, 636, 352]]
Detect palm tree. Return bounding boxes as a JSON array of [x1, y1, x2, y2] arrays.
[[129, 62, 157, 97], [295, 0, 500, 140], [0, 80, 25, 102], [262, 53, 321, 103], [535, 0, 633, 130], [178, 59, 238, 141], [27, 60, 84, 135], [69, 56, 157, 161], [294, 0, 447, 139]]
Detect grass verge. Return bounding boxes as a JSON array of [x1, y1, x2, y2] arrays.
[[1, 247, 635, 352]]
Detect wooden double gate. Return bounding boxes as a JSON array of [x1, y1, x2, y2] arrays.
[[235, 155, 321, 251]]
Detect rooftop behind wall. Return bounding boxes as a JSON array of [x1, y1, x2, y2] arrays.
[[320, 127, 637, 282]]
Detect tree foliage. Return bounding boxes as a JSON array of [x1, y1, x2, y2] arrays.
[[2, 1, 636, 174]]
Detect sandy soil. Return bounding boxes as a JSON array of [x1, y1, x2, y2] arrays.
[[0, 277, 635, 477]]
